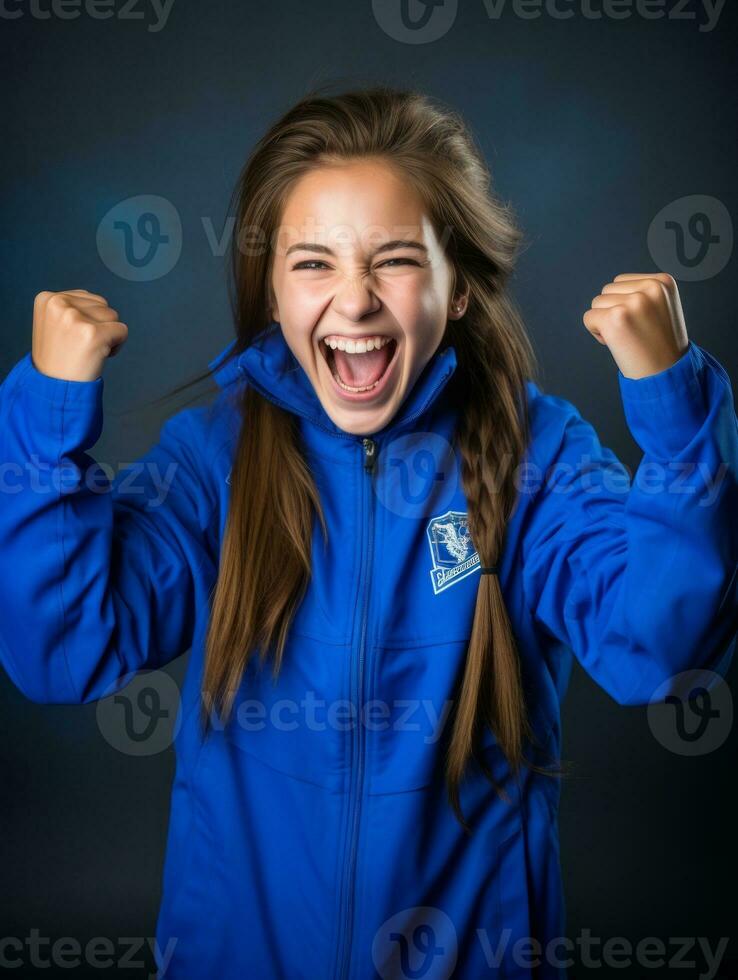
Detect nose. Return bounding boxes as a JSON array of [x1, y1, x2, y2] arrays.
[[331, 271, 381, 322]]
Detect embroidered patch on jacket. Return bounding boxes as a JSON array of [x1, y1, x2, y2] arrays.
[[426, 510, 480, 595]]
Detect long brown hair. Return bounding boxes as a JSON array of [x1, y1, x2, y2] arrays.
[[143, 84, 563, 832]]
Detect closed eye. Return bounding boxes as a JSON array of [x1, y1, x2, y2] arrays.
[[291, 258, 421, 271]]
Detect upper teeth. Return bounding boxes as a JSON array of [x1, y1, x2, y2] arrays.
[[323, 335, 393, 354]]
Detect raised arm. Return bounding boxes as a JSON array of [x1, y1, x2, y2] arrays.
[[522, 338, 738, 705], [0, 291, 218, 703]]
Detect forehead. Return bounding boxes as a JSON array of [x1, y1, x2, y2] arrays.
[[277, 159, 433, 250]]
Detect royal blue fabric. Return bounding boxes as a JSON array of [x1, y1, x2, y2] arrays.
[[1, 322, 736, 979]]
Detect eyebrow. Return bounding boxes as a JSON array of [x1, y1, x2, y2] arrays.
[[285, 239, 429, 258]]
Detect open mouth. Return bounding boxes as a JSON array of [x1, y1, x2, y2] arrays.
[[320, 335, 399, 397]]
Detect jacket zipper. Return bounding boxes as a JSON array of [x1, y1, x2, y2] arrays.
[[238, 359, 453, 976], [335, 435, 376, 980]]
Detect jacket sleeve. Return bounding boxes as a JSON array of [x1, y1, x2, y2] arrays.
[[0, 352, 218, 705], [521, 340, 738, 706]]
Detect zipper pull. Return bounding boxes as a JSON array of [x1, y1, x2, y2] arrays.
[[362, 437, 376, 473]]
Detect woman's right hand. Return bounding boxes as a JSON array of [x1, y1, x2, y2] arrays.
[[31, 289, 129, 382]]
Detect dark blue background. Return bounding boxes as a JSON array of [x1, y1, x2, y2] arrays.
[[1, 1, 736, 976]]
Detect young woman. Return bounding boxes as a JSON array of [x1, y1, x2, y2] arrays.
[[1, 87, 736, 980]]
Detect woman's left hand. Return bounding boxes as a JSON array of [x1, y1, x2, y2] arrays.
[[583, 272, 690, 379]]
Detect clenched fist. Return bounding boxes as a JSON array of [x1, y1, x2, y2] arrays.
[[583, 273, 690, 380], [31, 289, 128, 383]]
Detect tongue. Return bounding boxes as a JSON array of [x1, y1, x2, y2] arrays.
[[333, 342, 392, 388]]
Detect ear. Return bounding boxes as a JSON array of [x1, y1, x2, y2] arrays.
[[448, 269, 469, 320], [448, 291, 469, 320]]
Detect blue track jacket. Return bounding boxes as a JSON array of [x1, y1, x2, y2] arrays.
[[1, 321, 736, 979]]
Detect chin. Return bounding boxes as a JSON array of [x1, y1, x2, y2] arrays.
[[327, 397, 399, 437]]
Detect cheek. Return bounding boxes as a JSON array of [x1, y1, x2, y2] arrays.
[[379, 274, 435, 318], [283, 278, 337, 317], [399, 284, 447, 332]]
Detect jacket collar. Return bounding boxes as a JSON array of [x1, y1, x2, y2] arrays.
[[208, 321, 458, 439]]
